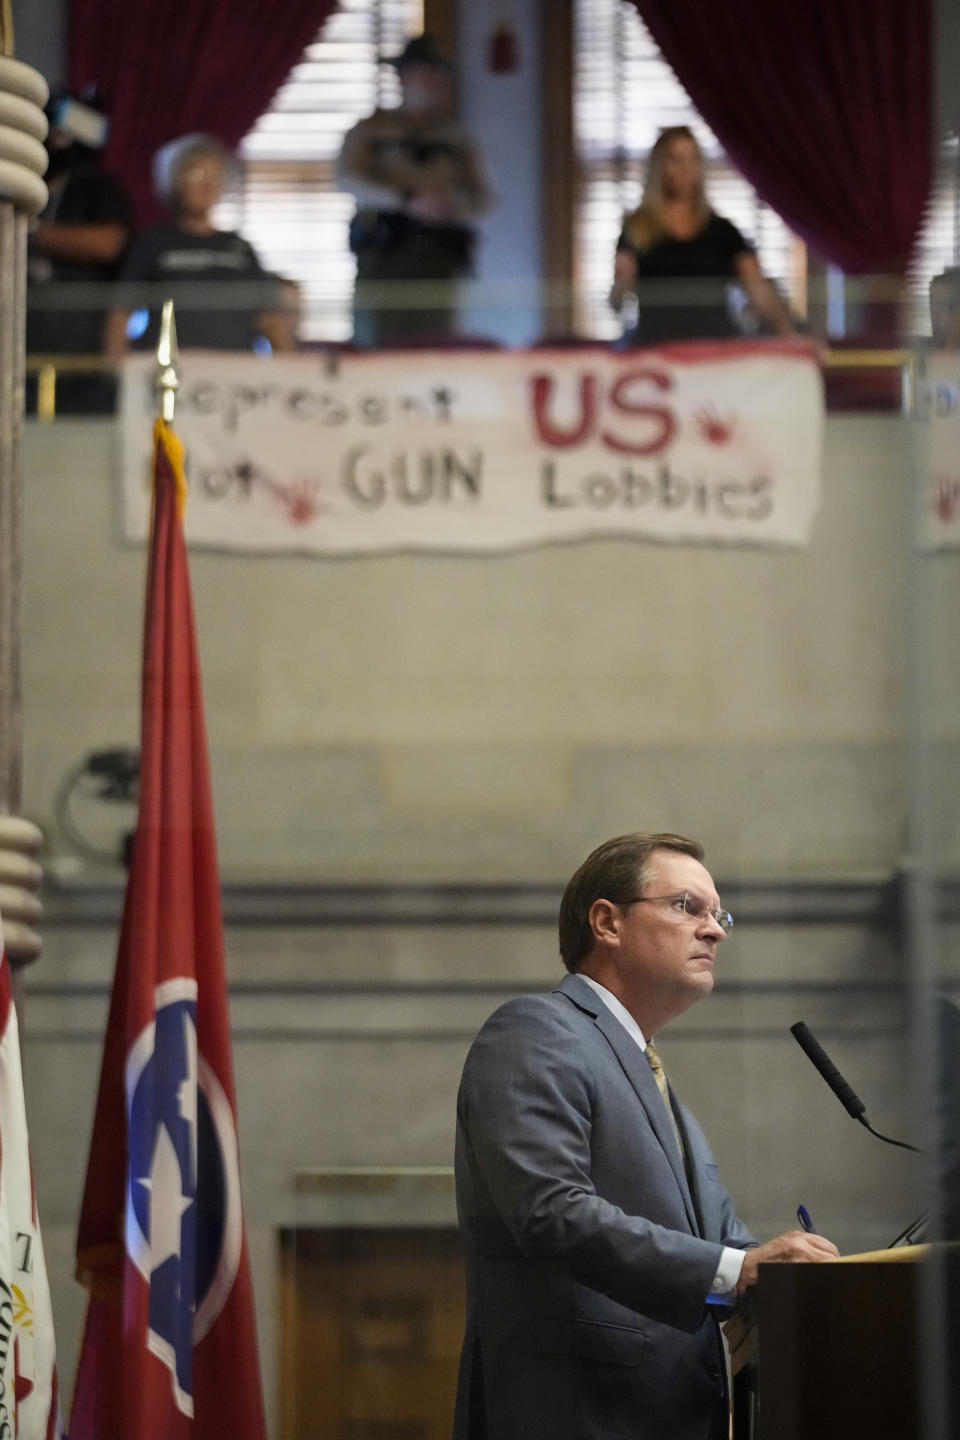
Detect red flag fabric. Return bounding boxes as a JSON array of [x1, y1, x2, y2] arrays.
[[71, 421, 267, 1440], [0, 951, 60, 1440]]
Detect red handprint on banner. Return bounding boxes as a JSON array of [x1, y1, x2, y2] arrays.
[[268, 478, 324, 526], [696, 407, 737, 445], [934, 473, 960, 524]]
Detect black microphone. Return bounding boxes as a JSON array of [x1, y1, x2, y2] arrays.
[[790, 1020, 922, 1154], [790, 1021, 867, 1120]]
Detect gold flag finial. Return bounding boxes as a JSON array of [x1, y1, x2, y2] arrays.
[[0, 0, 14, 57], [155, 299, 180, 423]]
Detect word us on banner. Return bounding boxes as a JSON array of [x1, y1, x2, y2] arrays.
[[118, 341, 825, 555]]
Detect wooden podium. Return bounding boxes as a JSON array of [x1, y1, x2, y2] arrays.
[[724, 1245, 960, 1440]]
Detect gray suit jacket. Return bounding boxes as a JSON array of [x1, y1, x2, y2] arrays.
[[453, 973, 755, 1440]]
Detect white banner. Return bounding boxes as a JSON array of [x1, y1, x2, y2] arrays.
[[119, 341, 824, 554], [920, 353, 960, 551]]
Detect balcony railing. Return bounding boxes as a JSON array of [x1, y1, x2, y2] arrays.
[[25, 345, 917, 421]]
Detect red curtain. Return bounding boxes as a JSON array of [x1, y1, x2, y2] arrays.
[[70, 0, 339, 223], [630, 0, 932, 278]]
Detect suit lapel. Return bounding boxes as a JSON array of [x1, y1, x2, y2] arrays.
[[558, 975, 701, 1236], [673, 1101, 711, 1237]]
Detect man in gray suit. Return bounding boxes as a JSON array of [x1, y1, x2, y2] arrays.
[[453, 831, 837, 1440]]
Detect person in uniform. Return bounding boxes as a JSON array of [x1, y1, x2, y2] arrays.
[[337, 34, 494, 347]]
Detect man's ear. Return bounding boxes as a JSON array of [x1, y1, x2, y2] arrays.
[[587, 898, 621, 948]]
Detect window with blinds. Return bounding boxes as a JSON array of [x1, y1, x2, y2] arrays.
[[572, 0, 802, 340], [215, 0, 423, 343], [911, 138, 960, 334]]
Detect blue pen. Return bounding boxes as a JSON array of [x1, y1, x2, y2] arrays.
[[797, 1204, 816, 1234]]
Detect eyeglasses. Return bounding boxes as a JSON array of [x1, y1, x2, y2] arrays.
[[618, 891, 734, 933]]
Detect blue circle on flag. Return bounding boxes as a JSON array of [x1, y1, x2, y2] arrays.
[[126, 986, 237, 1413]]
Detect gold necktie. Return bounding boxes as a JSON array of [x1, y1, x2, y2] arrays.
[[645, 1041, 685, 1158]]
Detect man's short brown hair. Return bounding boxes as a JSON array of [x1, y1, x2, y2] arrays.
[[558, 832, 705, 973]]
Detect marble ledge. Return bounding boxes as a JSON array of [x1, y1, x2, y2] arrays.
[[39, 868, 952, 928]]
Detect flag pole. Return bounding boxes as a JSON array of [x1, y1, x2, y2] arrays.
[[155, 298, 179, 422], [0, 52, 49, 1017]]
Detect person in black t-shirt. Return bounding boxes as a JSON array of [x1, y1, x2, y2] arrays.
[[105, 134, 293, 358], [27, 91, 134, 412], [610, 126, 794, 346]]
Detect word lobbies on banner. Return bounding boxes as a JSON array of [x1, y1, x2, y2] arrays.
[[174, 362, 776, 524]]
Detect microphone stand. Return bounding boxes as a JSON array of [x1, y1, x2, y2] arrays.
[[887, 1211, 929, 1248], [852, 1117, 928, 1248], [791, 1021, 928, 1250], [856, 1114, 923, 1155]]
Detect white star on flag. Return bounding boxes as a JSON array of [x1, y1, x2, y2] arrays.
[[138, 1124, 193, 1272]]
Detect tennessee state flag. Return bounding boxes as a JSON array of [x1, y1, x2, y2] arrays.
[[70, 421, 267, 1440]]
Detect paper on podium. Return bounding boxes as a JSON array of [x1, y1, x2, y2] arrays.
[[834, 1243, 930, 1263]]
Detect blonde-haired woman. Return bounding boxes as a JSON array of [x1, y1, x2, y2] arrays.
[[611, 125, 793, 345]]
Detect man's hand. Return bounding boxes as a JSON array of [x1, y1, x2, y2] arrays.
[[736, 1229, 839, 1296], [0, 816, 44, 966]]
